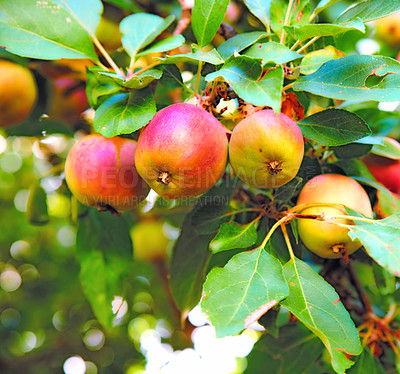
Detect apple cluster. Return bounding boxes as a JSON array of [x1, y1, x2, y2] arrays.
[[63, 102, 384, 260]]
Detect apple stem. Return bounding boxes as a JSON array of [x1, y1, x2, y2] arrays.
[[158, 171, 171, 185], [280, 0, 294, 44], [97, 203, 121, 216], [346, 260, 373, 313]]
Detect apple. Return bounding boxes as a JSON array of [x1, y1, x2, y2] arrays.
[[47, 77, 89, 126], [229, 109, 304, 189], [96, 17, 121, 51], [362, 138, 400, 195], [296, 174, 373, 259], [131, 220, 170, 262], [65, 134, 150, 212], [375, 11, 400, 46], [135, 103, 228, 199], [0, 60, 37, 128]]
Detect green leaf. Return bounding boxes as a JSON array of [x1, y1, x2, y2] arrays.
[[284, 20, 365, 42], [201, 247, 289, 337], [374, 189, 400, 218], [0, 0, 97, 60], [311, 0, 342, 20], [191, 178, 238, 234], [336, 0, 400, 23], [55, 0, 103, 35], [300, 45, 344, 75], [192, 0, 229, 47], [170, 180, 237, 311], [217, 31, 269, 60], [370, 136, 400, 159], [210, 221, 258, 253], [157, 44, 224, 65], [136, 35, 185, 57], [26, 182, 49, 226], [345, 210, 400, 277], [104, 0, 141, 13], [281, 258, 362, 374], [205, 56, 284, 113], [297, 109, 371, 146], [86, 67, 122, 110], [332, 143, 372, 159], [76, 209, 132, 330], [120, 13, 174, 58], [373, 262, 396, 296], [351, 176, 395, 205], [271, 0, 311, 32], [258, 305, 280, 337], [99, 69, 163, 89], [293, 55, 400, 102], [244, 41, 302, 65], [93, 88, 156, 137], [243, 0, 272, 30], [347, 349, 386, 374], [245, 324, 325, 374]]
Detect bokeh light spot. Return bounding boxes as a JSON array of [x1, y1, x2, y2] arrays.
[[63, 356, 86, 374], [0, 267, 22, 292]]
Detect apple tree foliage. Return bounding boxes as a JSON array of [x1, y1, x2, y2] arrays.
[[1, 0, 400, 373]]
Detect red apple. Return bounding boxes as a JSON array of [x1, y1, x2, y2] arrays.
[[135, 103, 228, 199], [362, 137, 400, 194], [48, 77, 89, 125], [229, 109, 304, 189], [296, 174, 373, 259], [65, 134, 149, 212]]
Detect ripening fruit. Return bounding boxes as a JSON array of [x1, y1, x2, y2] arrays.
[[229, 109, 304, 189], [375, 11, 400, 46], [47, 77, 89, 125], [131, 220, 170, 262], [362, 138, 400, 195], [0, 60, 37, 128], [296, 174, 373, 259], [135, 103, 228, 199], [96, 17, 121, 51], [65, 134, 149, 212]]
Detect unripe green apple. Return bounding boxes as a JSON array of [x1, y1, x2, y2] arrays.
[[0, 60, 37, 128], [296, 174, 373, 259], [131, 220, 170, 262], [229, 109, 304, 189], [65, 134, 150, 211], [135, 103, 228, 199], [96, 17, 121, 51]]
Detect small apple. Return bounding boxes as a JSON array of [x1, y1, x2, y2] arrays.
[[96, 17, 122, 51], [296, 174, 373, 259], [131, 220, 170, 262], [362, 137, 400, 195], [135, 103, 228, 199], [47, 77, 89, 126], [375, 11, 400, 46], [65, 134, 150, 212], [229, 109, 304, 189], [0, 60, 37, 128]]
